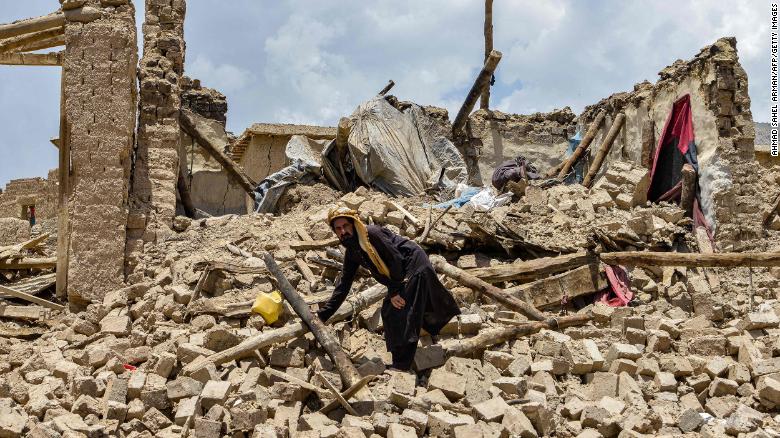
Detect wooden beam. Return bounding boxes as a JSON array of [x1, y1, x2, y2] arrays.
[[599, 251, 780, 268], [465, 251, 596, 284], [1, 273, 55, 297], [179, 109, 257, 195], [378, 80, 395, 96], [680, 164, 696, 217], [430, 255, 548, 322], [479, 0, 494, 110], [0, 284, 64, 311], [0, 233, 49, 260], [0, 257, 56, 270], [507, 264, 607, 310], [0, 51, 61, 66], [0, 12, 65, 40], [452, 50, 502, 136], [262, 251, 362, 390], [582, 113, 626, 188], [0, 27, 64, 52], [183, 284, 386, 375], [288, 238, 340, 251], [0, 304, 46, 320], [11, 34, 64, 53], [56, 70, 70, 301], [556, 110, 606, 179]]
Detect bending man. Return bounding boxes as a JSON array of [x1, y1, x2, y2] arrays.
[[317, 206, 460, 371]]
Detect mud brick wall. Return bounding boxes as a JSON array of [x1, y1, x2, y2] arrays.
[[62, 0, 138, 306], [0, 177, 56, 220], [578, 37, 756, 250], [181, 76, 227, 125], [126, 0, 186, 279]]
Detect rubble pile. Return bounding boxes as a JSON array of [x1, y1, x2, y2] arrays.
[[0, 169, 779, 438]]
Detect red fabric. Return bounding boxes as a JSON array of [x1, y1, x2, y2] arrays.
[[649, 94, 695, 183], [594, 265, 634, 307]]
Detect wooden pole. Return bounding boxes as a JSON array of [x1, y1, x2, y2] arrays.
[[452, 50, 502, 137], [0, 257, 57, 270], [0, 13, 65, 40], [465, 251, 596, 284], [177, 169, 196, 218], [479, 0, 494, 110], [179, 109, 257, 195], [640, 118, 655, 168], [0, 284, 64, 311], [0, 51, 62, 66], [378, 80, 395, 96], [556, 110, 606, 179], [429, 255, 549, 322], [582, 113, 626, 188], [56, 69, 70, 301], [0, 27, 63, 52], [12, 34, 65, 54], [261, 252, 362, 389], [599, 251, 780, 268], [680, 163, 696, 217], [443, 314, 591, 358]]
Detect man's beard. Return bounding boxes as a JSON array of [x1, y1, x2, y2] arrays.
[[340, 232, 359, 248]]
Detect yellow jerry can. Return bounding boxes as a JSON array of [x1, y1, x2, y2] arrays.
[[252, 290, 283, 324]]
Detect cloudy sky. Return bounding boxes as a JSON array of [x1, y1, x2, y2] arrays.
[[0, 0, 770, 187]]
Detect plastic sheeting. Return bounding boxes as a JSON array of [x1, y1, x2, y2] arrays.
[[347, 97, 468, 197]]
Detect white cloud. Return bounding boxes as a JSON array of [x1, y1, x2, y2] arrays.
[[187, 54, 254, 94]]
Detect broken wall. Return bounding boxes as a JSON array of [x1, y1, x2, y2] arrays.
[[127, 0, 186, 278], [62, 0, 138, 305], [578, 37, 756, 249], [0, 175, 56, 220], [467, 108, 576, 185], [181, 76, 227, 125]]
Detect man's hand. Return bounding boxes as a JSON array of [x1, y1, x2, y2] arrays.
[[390, 295, 406, 309]]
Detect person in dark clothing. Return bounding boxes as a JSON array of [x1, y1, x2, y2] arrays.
[[317, 206, 461, 371]]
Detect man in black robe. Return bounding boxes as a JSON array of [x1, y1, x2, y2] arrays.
[[317, 207, 460, 371]]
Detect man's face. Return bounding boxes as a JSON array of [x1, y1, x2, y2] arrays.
[[332, 217, 355, 243]]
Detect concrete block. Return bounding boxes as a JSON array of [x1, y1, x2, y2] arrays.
[[166, 376, 202, 402], [200, 380, 232, 411], [428, 368, 466, 401], [472, 396, 510, 422]]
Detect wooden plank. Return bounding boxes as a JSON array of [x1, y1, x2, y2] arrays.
[[0, 257, 56, 270], [599, 251, 780, 268], [378, 80, 395, 96], [507, 263, 607, 310], [4, 273, 56, 297], [452, 50, 502, 136], [0, 51, 61, 66], [0, 26, 63, 52], [288, 238, 340, 251], [0, 233, 50, 260], [295, 258, 318, 285], [10, 33, 64, 53], [0, 12, 64, 40], [680, 164, 696, 217], [465, 252, 596, 284], [0, 284, 64, 311], [0, 304, 45, 320]]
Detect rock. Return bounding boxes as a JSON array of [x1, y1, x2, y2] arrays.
[[472, 396, 510, 422], [200, 380, 232, 411], [677, 408, 703, 432], [428, 368, 466, 401], [166, 376, 203, 402], [100, 315, 131, 336], [427, 411, 475, 437], [724, 404, 763, 434], [757, 376, 780, 404], [0, 406, 26, 437], [708, 377, 738, 397], [387, 423, 417, 438], [203, 326, 241, 352]]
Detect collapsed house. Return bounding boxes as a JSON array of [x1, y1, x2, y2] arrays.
[[0, 1, 780, 437]]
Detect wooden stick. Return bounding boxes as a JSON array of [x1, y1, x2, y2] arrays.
[[295, 258, 318, 285], [680, 164, 696, 217], [266, 368, 329, 397], [0, 284, 64, 311], [288, 238, 340, 251], [429, 255, 548, 322], [317, 371, 359, 416], [319, 375, 376, 414], [452, 50, 502, 136], [180, 109, 257, 195], [640, 118, 655, 168], [0, 257, 56, 270], [480, 0, 494, 110], [465, 251, 596, 284], [184, 284, 386, 375], [0, 12, 65, 40], [557, 110, 606, 179], [262, 252, 362, 389], [442, 314, 591, 357], [387, 201, 422, 229], [0, 51, 61, 66], [694, 227, 720, 289], [0, 27, 63, 52], [415, 205, 452, 244], [599, 251, 780, 268], [582, 113, 626, 188], [378, 80, 395, 96]]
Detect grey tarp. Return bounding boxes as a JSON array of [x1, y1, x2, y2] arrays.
[[346, 97, 467, 197]]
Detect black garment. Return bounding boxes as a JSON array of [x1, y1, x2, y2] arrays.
[[391, 342, 418, 370], [491, 155, 541, 191], [317, 225, 460, 365]]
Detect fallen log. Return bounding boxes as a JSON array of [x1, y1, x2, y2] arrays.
[[430, 255, 548, 322], [465, 252, 596, 284], [0, 257, 56, 270], [0, 12, 65, 40], [452, 50, 502, 136], [183, 284, 387, 375], [180, 109, 257, 195], [442, 314, 592, 358], [680, 164, 696, 217], [555, 110, 606, 179], [582, 113, 626, 188], [262, 252, 362, 390], [506, 263, 607, 310], [0, 284, 64, 311], [600, 251, 780, 268]]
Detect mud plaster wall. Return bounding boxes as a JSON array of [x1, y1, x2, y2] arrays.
[[237, 134, 296, 213], [126, 0, 186, 278], [579, 37, 756, 249], [63, 0, 138, 305], [0, 174, 57, 220], [466, 108, 576, 186]]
